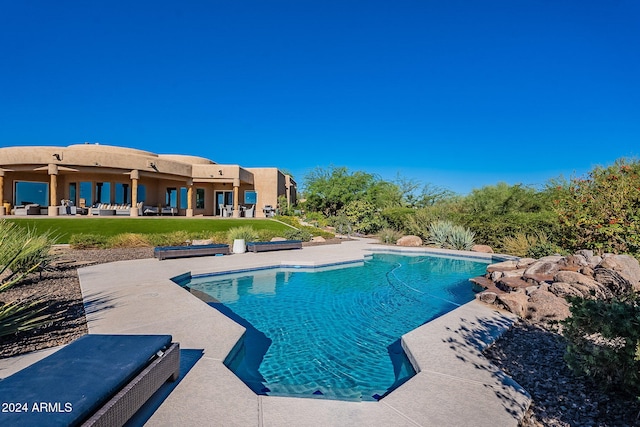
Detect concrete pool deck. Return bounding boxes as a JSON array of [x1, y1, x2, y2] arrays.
[[1, 239, 530, 426]]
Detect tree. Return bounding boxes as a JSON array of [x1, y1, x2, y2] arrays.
[[302, 166, 377, 216]]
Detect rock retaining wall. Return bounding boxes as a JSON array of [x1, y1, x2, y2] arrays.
[[472, 250, 640, 322]]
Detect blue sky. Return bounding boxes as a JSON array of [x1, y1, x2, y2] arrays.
[[1, 1, 638, 194]]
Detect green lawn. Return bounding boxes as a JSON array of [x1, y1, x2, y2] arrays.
[[5, 217, 295, 243]]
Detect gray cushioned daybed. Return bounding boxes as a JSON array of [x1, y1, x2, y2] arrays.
[[0, 334, 179, 427]]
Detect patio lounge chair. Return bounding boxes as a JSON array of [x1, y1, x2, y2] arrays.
[[244, 205, 255, 218], [154, 243, 230, 260], [246, 240, 303, 252], [0, 334, 180, 427]]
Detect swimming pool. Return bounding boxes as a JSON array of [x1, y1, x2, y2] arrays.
[[181, 252, 491, 401]]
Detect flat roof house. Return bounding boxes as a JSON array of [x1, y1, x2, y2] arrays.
[[0, 144, 296, 218]]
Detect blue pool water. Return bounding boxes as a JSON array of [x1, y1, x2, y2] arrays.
[[182, 252, 490, 401]]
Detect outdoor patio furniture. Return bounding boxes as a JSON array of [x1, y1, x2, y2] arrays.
[[161, 206, 177, 216], [14, 204, 41, 216], [244, 205, 255, 218], [154, 243, 230, 260], [246, 240, 303, 252], [143, 206, 159, 216], [262, 205, 275, 217], [0, 334, 180, 427]]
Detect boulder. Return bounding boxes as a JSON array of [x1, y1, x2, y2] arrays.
[[523, 261, 561, 282], [271, 237, 287, 242], [396, 235, 423, 247], [486, 260, 519, 273], [554, 271, 612, 299], [477, 291, 498, 304], [576, 249, 602, 267], [500, 269, 526, 279], [497, 276, 530, 293], [594, 268, 636, 296], [497, 292, 529, 317], [538, 255, 564, 263], [471, 244, 494, 253], [311, 236, 326, 243], [191, 239, 213, 246], [596, 255, 640, 290], [526, 289, 571, 321], [516, 258, 537, 268], [549, 282, 585, 299], [557, 255, 588, 272]]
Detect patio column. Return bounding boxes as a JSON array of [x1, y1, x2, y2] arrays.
[[186, 179, 194, 217], [48, 164, 59, 216], [130, 170, 139, 217], [232, 179, 240, 218]]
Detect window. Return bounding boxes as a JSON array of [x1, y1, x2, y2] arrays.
[[166, 188, 177, 207], [115, 183, 130, 205], [244, 190, 257, 204], [138, 185, 146, 203], [79, 181, 92, 207], [179, 187, 188, 209], [95, 182, 111, 204], [14, 181, 48, 206], [68, 183, 77, 205], [196, 188, 205, 209]]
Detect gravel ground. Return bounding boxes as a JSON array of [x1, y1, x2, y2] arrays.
[[1, 245, 638, 425]]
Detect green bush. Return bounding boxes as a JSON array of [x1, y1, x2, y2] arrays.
[[341, 200, 385, 234], [377, 228, 402, 244], [69, 233, 109, 249], [563, 294, 640, 398], [330, 214, 353, 236], [227, 226, 259, 244], [448, 225, 475, 251], [552, 158, 640, 255], [427, 220, 455, 248], [380, 207, 416, 231], [303, 212, 329, 228], [107, 233, 151, 248], [146, 231, 191, 247], [283, 229, 313, 242], [299, 226, 334, 239], [256, 229, 281, 242]]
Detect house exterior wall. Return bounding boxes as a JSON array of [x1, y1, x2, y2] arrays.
[[0, 144, 295, 217]]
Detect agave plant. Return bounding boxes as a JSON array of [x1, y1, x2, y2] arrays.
[[447, 225, 476, 251], [0, 298, 52, 338], [427, 220, 455, 248]]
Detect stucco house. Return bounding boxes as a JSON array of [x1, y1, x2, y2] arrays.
[[0, 143, 296, 217]]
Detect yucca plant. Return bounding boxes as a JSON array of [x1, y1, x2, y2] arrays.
[[0, 220, 56, 292], [0, 298, 52, 338]]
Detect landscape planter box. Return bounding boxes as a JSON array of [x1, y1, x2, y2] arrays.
[[246, 240, 303, 252], [153, 244, 230, 260]]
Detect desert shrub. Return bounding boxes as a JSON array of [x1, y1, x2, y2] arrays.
[[404, 208, 449, 239], [273, 215, 300, 227], [461, 211, 560, 250], [227, 226, 259, 244], [330, 214, 353, 236], [527, 241, 565, 258], [563, 294, 640, 398], [283, 229, 313, 242], [299, 226, 334, 239], [303, 212, 329, 228], [146, 231, 191, 247], [552, 158, 640, 255], [341, 200, 385, 234], [68, 233, 109, 249], [208, 231, 229, 244], [256, 229, 280, 242], [107, 233, 151, 248], [502, 233, 538, 257], [380, 207, 416, 231], [377, 228, 402, 244]]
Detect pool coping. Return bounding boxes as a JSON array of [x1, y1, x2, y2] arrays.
[[1, 239, 530, 426]]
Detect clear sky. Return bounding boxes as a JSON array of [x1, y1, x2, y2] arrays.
[[1, 1, 638, 194]]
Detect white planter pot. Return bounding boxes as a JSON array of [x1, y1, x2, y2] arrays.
[[233, 239, 246, 254]]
